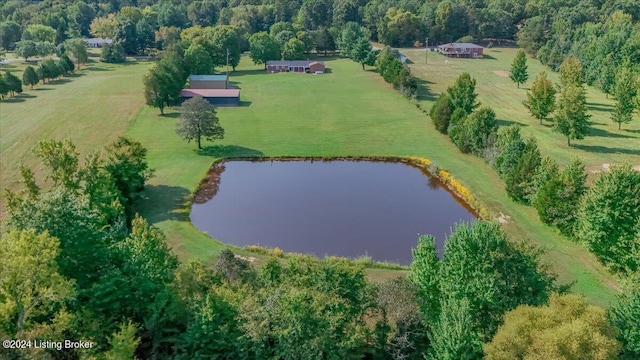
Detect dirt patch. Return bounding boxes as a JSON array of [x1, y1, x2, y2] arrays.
[[235, 254, 256, 263], [493, 70, 510, 78], [497, 212, 511, 224], [634, 165, 640, 172]]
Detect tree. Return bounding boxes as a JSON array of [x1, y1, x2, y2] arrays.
[[104, 321, 141, 360], [0, 77, 8, 100], [90, 14, 118, 39], [378, 9, 426, 47], [430, 93, 453, 134], [35, 41, 56, 57], [559, 57, 584, 87], [101, 42, 126, 63], [449, 106, 498, 155], [14, 40, 38, 61], [350, 36, 376, 70], [176, 96, 225, 149], [103, 137, 152, 224], [576, 165, 640, 274], [188, 0, 219, 27], [204, 25, 242, 70], [504, 136, 541, 204], [0, 21, 21, 50], [484, 294, 621, 359], [249, 32, 281, 68], [65, 38, 88, 70], [23, 24, 56, 43], [337, 22, 365, 56], [597, 55, 616, 98], [533, 158, 587, 236], [610, 284, 640, 359], [135, 19, 155, 54], [523, 72, 557, 124], [510, 49, 528, 88], [114, 20, 138, 55], [298, 0, 332, 30], [155, 26, 181, 50], [143, 61, 185, 115], [3, 71, 22, 97], [184, 43, 214, 75], [59, 54, 75, 73], [410, 221, 555, 358], [0, 230, 75, 337], [447, 72, 478, 116], [282, 37, 305, 60], [22, 66, 39, 89], [611, 65, 638, 130], [553, 84, 590, 146]]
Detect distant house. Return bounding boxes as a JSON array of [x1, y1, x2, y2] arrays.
[[179, 89, 240, 106], [266, 60, 325, 74], [84, 38, 112, 48], [189, 74, 228, 89], [437, 43, 484, 58]]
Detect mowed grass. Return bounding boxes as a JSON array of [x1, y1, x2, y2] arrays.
[[129, 55, 619, 306], [404, 47, 640, 175], [0, 60, 151, 199]]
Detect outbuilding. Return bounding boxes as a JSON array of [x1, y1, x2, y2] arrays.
[[179, 89, 240, 106], [437, 43, 484, 58], [189, 74, 229, 89], [84, 38, 112, 48]]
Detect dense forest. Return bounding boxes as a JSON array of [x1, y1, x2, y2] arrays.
[[1, 0, 640, 358]]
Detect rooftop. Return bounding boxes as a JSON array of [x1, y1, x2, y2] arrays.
[[190, 74, 228, 81], [180, 89, 240, 98], [266, 60, 325, 67], [84, 38, 112, 44], [438, 42, 483, 49]]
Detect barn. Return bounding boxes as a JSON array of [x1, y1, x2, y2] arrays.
[[266, 60, 325, 74], [179, 89, 240, 106], [437, 43, 484, 58], [189, 74, 229, 89]]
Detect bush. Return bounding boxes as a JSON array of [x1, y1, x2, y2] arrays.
[[449, 106, 497, 155], [504, 136, 541, 204], [430, 94, 453, 134], [101, 42, 126, 63]]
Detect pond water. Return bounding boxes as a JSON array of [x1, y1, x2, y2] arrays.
[[190, 160, 477, 265]]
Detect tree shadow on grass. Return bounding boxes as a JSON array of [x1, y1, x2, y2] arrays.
[[496, 118, 528, 127], [85, 65, 112, 72], [160, 112, 181, 119], [198, 145, 263, 158], [624, 129, 640, 134], [481, 54, 498, 60], [587, 104, 614, 112], [35, 87, 53, 90], [573, 144, 640, 156], [589, 127, 638, 139], [238, 100, 252, 107], [415, 78, 437, 102], [48, 78, 72, 85], [137, 184, 192, 224]]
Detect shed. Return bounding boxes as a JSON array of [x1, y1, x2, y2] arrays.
[[437, 43, 484, 58], [180, 89, 240, 106], [189, 74, 229, 89]]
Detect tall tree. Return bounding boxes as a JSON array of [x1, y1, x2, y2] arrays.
[[3, 71, 22, 97], [0, 21, 21, 50], [559, 57, 584, 88], [504, 136, 541, 203], [14, 40, 38, 61], [64, 38, 88, 70], [204, 25, 242, 71], [610, 284, 640, 359], [184, 43, 214, 75], [350, 36, 377, 70], [509, 49, 529, 88], [249, 32, 281, 68], [446, 72, 478, 116], [576, 165, 640, 274], [611, 65, 638, 130], [176, 96, 225, 149], [553, 84, 590, 146], [484, 294, 621, 359], [143, 60, 185, 115], [523, 71, 557, 124], [430, 93, 453, 134]]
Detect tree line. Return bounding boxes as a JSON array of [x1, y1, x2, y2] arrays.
[[1, 139, 638, 358], [430, 70, 640, 277]]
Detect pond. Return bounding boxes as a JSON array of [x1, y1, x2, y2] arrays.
[[190, 160, 477, 265]]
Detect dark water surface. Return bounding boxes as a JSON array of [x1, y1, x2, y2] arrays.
[[191, 160, 477, 265]]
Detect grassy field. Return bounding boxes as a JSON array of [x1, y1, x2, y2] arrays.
[[128, 54, 621, 306], [0, 60, 151, 197], [404, 47, 640, 176], [1, 49, 629, 306]]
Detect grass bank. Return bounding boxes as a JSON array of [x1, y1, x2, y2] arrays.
[[128, 55, 619, 306]]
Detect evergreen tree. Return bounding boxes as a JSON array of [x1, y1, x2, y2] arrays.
[[430, 93, 453, 134], [610, 284, 640, 359], [447, 72, 478, 116], [504, 136, 541, 203], [523, 72, 556, 124], [3, 71, 22, 96], [509, 49, 528, 88], [22, 66, 39, 90], [611, 65, 638, 130], [553, 84, 590, 146]]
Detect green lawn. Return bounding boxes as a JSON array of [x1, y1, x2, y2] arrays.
[[403, 47, 640, 176], [0, 60, 151, 197], [128, 55, 620, 306]]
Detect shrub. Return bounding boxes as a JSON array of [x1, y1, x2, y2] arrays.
[[430, 94, 453, 134], [101, 42, 126, 63]]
